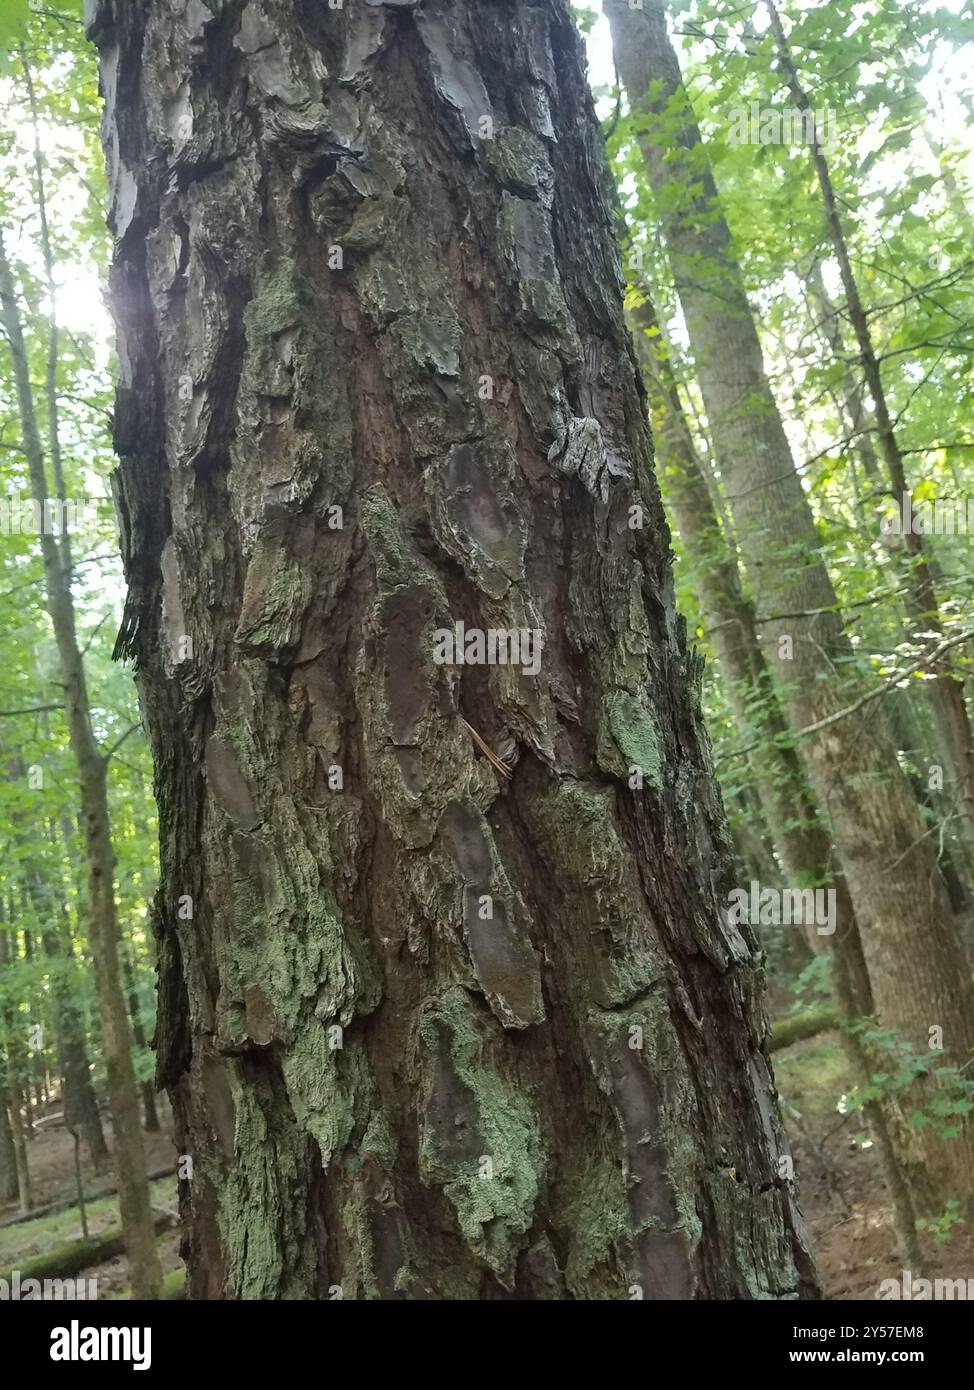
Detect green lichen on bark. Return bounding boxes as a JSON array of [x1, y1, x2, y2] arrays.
[[202, 663, 385, 1198], [587, 998, 703, 1250], [235, 528, 314, 657], [213, 793, 369, 1040], [356, 485, 481, 849], [536, 779, 665, 1005], [359, 486, 441, 596], [218, 1067, 318, 1300], [559, 1148, 630, 1296], [281, 1026, 375, 1169], [244, 254, 306, 343], [391, 313, 462, 379], [418, 986, 544, 1284], [239, 251, 356, 512], [597, 688, 665, 790], [329, 1108, 412, 1299], [481, 124, 553, 198]]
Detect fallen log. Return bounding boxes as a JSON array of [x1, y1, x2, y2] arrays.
[[108, 1264, 185, 1301], [768, 1003, 837, 1052], [0, 1166, 175, 1230], [1, 1211, 173, 1287]]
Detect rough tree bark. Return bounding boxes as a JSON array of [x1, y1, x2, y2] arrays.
[[91, 0, 819, 1299], [605, 0, 974, 1208]]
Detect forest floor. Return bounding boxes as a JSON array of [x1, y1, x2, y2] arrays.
[[2, 1046, 972, 1298], [0, 1099, 182, 1299], [775, 1033, 974, 1297]]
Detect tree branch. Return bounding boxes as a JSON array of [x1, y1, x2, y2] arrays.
[[0, 704, 62, 718], [102, 723, 142, 765]]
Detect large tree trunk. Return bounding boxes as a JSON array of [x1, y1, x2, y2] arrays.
[[605, 0, 974, 1209], [91, 0, 819, 1299]]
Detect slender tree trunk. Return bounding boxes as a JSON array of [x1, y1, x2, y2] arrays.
[[0, 928, 31, 1213], [605, 0, 974, 1209], [628, 291, 921, 1263], [0, 229, 161, 1294], [21, 55, 117, 1170], [41, 814, 114, 1163], [727, 790, 784, 892], [765, 0, 974, 836], [921, 127, 969, 225], [92, 0, 819, 1299], [7, 797, 111, 1171], [21, 46, 73, 582], [804, 262, 974, 902], [630, 295, 859, 951], [41, 916, 111, 1171], [0, 1049, 20, 1204], [805, 257, 880, 536], [121, 944, 160, 1132], [47, 820, 112, 1168], [15, 907, 36, 1142], [7, 1098, 31, 1216]]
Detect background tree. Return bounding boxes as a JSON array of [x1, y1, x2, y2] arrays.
[[603, 0, 974, 1212]]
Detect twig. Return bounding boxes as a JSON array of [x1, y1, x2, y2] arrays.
[[0, 703, 62, 718], [102, 722, 142, 766], [718, 629, 974, 764]]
